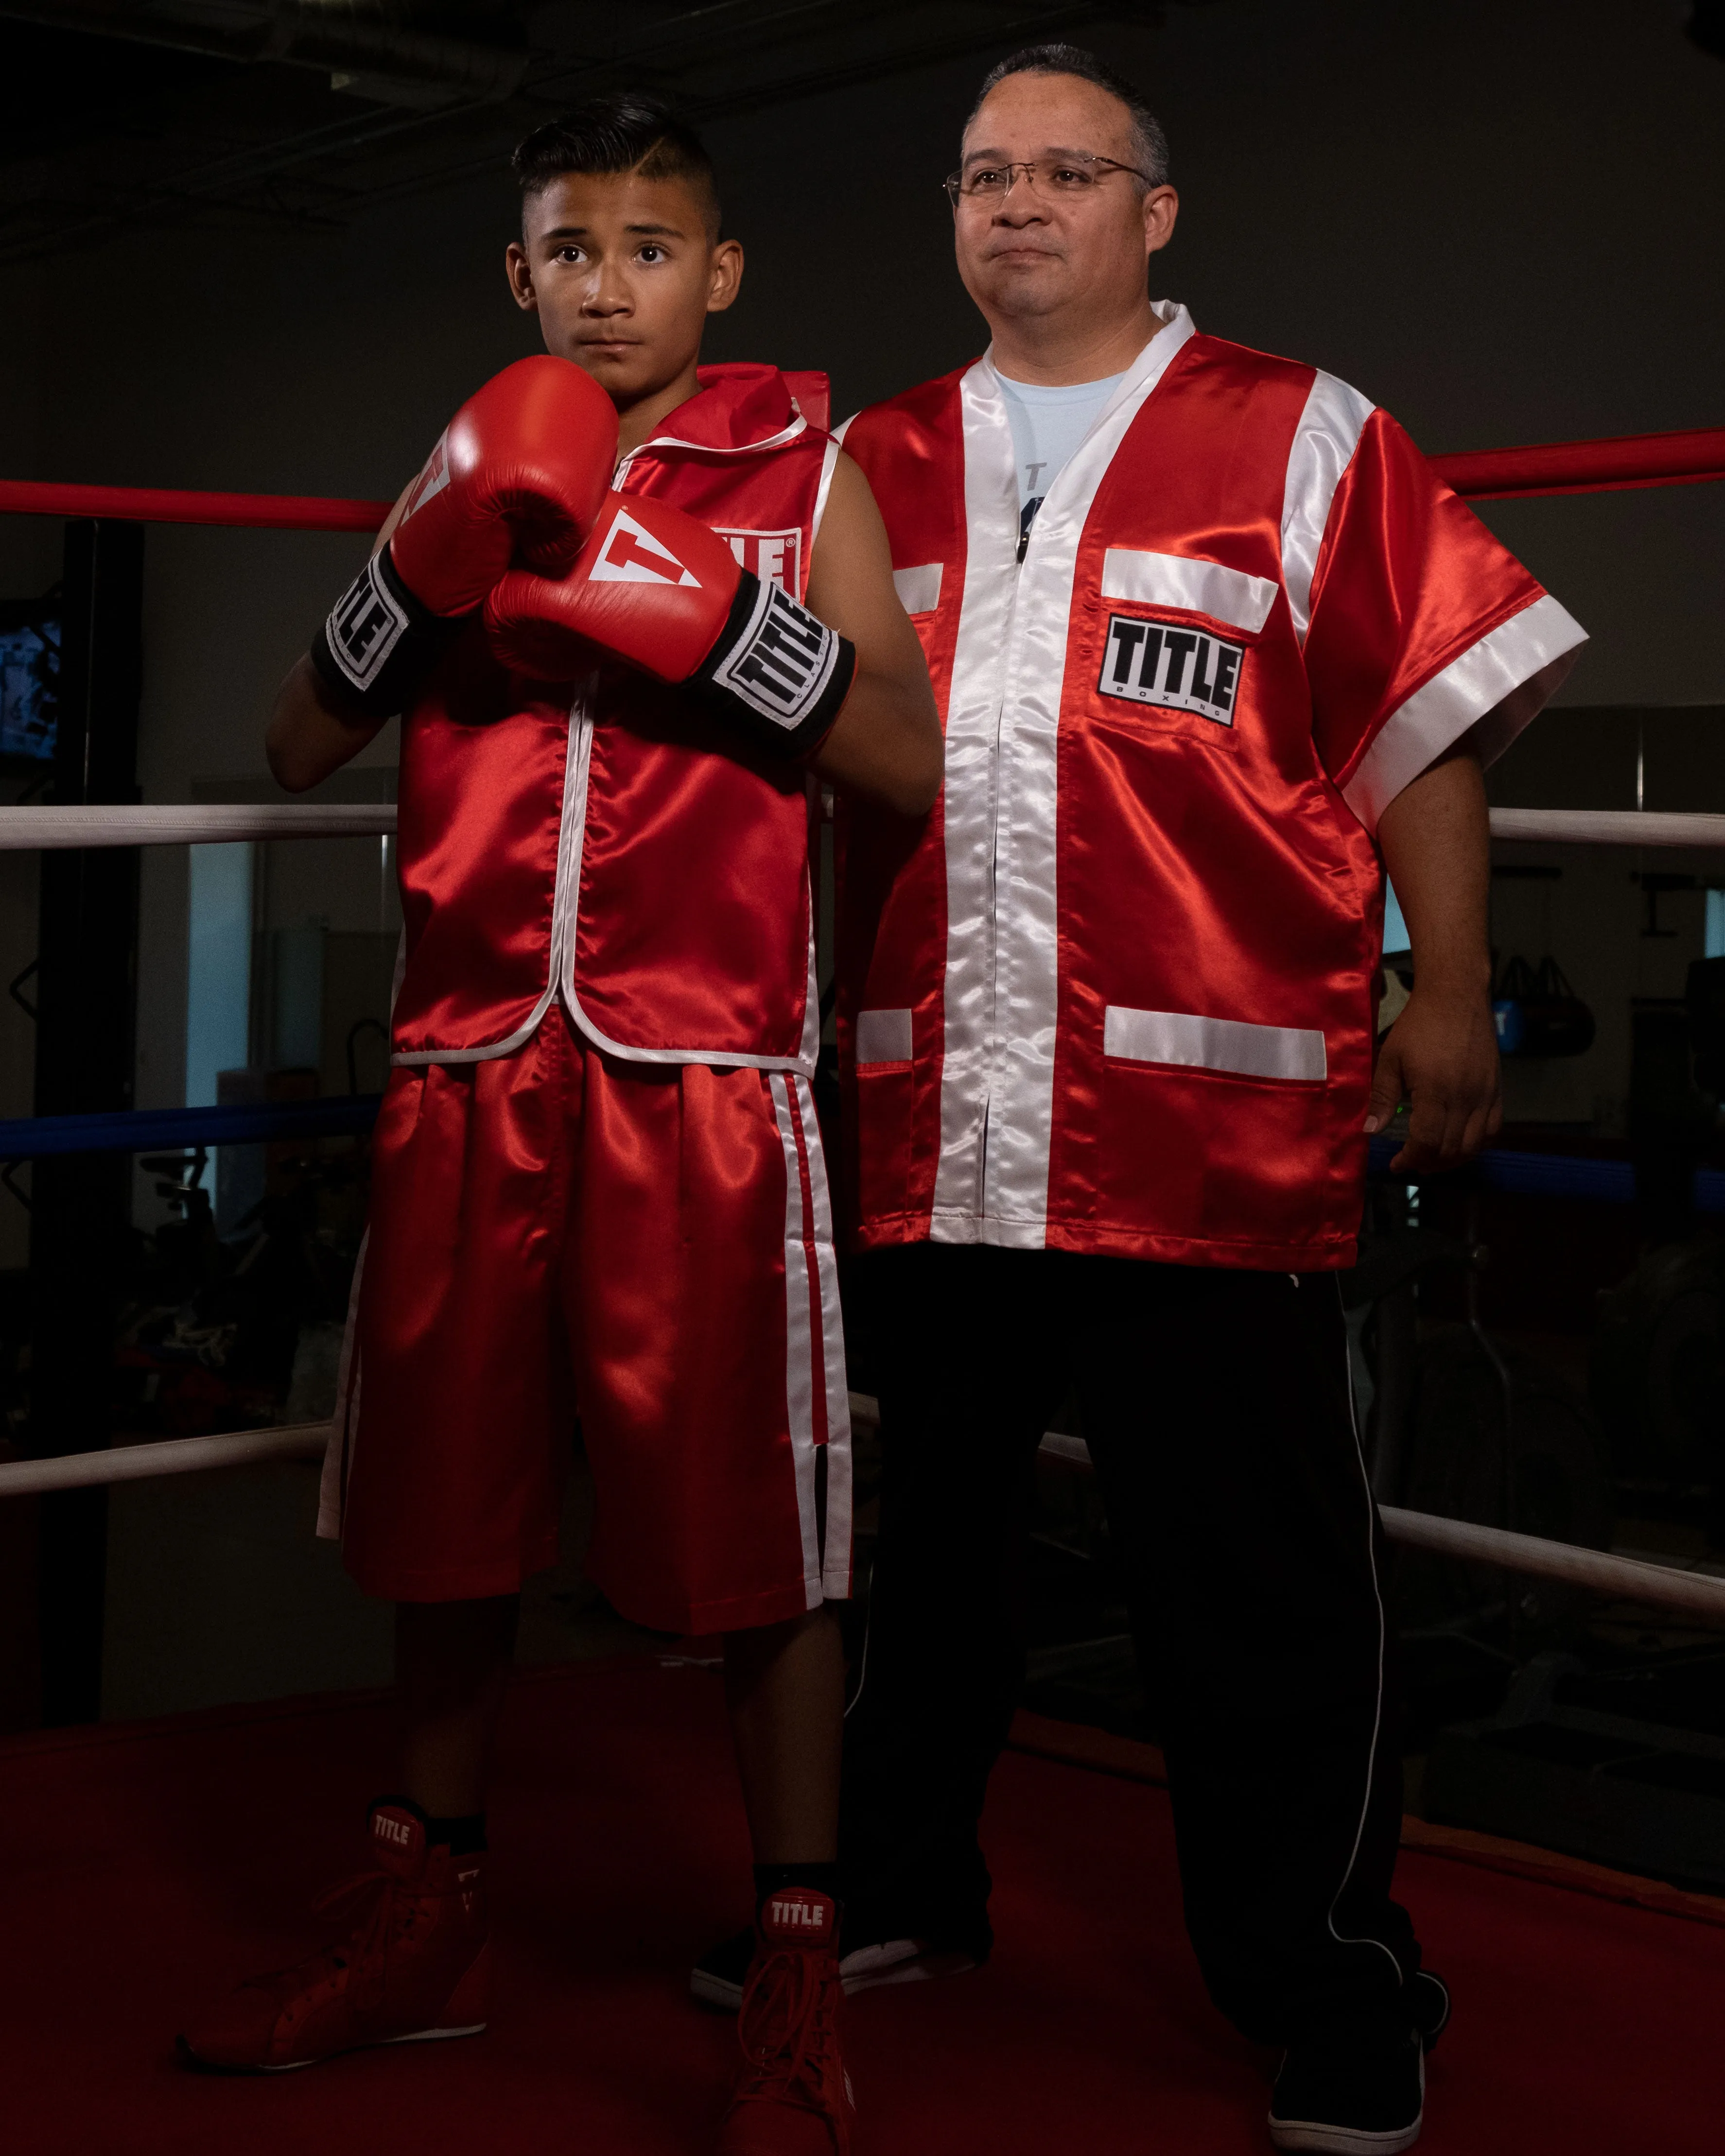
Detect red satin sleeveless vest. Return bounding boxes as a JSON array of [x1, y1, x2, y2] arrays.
[[389, 363, 837, 1073]]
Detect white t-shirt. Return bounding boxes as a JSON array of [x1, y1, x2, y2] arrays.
[[995, 368, 1126, 550]]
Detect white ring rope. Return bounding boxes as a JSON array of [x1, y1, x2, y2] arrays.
[[0, 1403, 1720, 1621], [1376, 1504, 1725, 1621], [0, 803, 1717, 852], [0, 778, 1717, 1619], [0, 1423, 330, 1495], [1018, 1421, 1725, 1623], [1489, 807, 1725, 849], [0, 804, 394, 849]]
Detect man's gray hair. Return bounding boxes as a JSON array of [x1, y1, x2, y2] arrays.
[[968, 44, 1170, 190]]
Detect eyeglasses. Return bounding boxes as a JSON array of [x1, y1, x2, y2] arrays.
[[943, 153, 1152, 207]]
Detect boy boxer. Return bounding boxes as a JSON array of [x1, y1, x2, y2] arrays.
[[180, 94, 940, 2156]]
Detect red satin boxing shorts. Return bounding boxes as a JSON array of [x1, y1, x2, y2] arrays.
[[317, 1010, 852, 1632]]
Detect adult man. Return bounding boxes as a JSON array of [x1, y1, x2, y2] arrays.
[[182, 97, 940, 2155], [830, 43, 1581, 2156]]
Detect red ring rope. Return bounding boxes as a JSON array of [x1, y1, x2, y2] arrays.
[[0, 425, 1720, 532], [0, 480, 393, 532], [1429, 425, 1725, 500]]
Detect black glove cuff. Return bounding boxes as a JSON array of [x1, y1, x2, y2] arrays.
[[690, 570, 855, 759], [309, 543, 460, 720]]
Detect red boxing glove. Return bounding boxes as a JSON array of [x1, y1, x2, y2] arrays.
[[313, 356, 617, 716], [485, 491, 855, 759]]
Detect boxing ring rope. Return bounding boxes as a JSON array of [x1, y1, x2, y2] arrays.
[[2, 1400, 1723, 1624], [4, 423, 1721, 531], [1030, 1427, 1725, 1622], [1427, 424, 1725, 500], [8, 803, 1725, 855], [0, 1094, 381, 1160], [1488, 808, 1725, 849], [0, 479, 394, 532], [1, 423, 1722, 1610], [0, 1422, 331, 1496], [0, 803, 394, 850]]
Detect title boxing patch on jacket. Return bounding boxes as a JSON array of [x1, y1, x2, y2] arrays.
[[716, 528, 802, 591], [1099, 613, 1244, 725]]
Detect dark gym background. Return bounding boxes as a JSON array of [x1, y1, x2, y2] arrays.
[[0, 0, 1723, 1892]]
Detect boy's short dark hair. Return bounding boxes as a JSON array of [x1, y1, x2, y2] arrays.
[[971, 43, 1170, 189], [512, 93, 722, 238]]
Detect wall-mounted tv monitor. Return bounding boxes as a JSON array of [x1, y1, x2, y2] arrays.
[[0, 594, 60, 769]]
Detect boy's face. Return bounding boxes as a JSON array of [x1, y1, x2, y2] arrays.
[[506, 170, 742, 409]]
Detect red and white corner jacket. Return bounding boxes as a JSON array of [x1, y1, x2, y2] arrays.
[[387, 361, 837, 1074], [834, 303, 1586, 1270]]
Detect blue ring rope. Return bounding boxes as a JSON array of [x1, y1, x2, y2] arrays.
[[0, 1095, 383, 1160], [1366, 1134, 1725, 1212], [0, 1103, 1719, 1214]]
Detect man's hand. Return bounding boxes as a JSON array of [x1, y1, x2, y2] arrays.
[[1365, 987, 1502, 1171], [1371, 741, 1501, 1173]]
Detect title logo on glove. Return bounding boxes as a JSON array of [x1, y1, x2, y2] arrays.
[[708, 581, 837, 731], [397, 434, 451, 528], [590, 508, 702, 588], [327, 555, 410, 691]]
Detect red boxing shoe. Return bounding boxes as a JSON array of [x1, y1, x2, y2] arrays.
[[717, 1888, 856, 2156], [178, 1802, 490, 2072]]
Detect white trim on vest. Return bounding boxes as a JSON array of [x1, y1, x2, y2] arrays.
[[391, 689, 585, 1068], [394, 670, 820, 1076], [1341, 591, 1587, 831], [638, 414, 809, 458], [556, 686, 821, 1075], [929, 302, 1198, 1248], [928, 359, 1019, 1237], [810, 435, 840, 552], [1280, 371, 1374, 645]]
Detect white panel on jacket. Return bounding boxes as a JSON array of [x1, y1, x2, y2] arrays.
[[1103, 1005, 1328, 1083], [892, 563, 943, 616], [1098, 549, 1278, 635], [855, 1008, 914, 1065]]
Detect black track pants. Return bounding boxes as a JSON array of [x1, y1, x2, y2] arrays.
[[838, 1242, 1420, 2046]]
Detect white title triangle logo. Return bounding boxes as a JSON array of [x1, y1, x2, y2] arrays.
[[397, 432, 451, 527], [589, 508, 701, 588]]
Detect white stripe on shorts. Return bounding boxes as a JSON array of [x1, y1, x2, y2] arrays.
[[768, 1072, 852, 1605], [317, 1225, 368, 1542], [799, 1076, 853, 1601]]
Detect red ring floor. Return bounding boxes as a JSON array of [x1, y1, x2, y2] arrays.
[[7, 1656, 1722, 2154]]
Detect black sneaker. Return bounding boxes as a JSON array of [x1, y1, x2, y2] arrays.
[[1405, 1969, 1450, 2051], [690, 1913, 991, 2012], [1268, 2021, 1429, 2154]]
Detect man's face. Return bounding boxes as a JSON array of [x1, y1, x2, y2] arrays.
[[506, 170, 741, 407], [952, 72, 1176, 329]]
